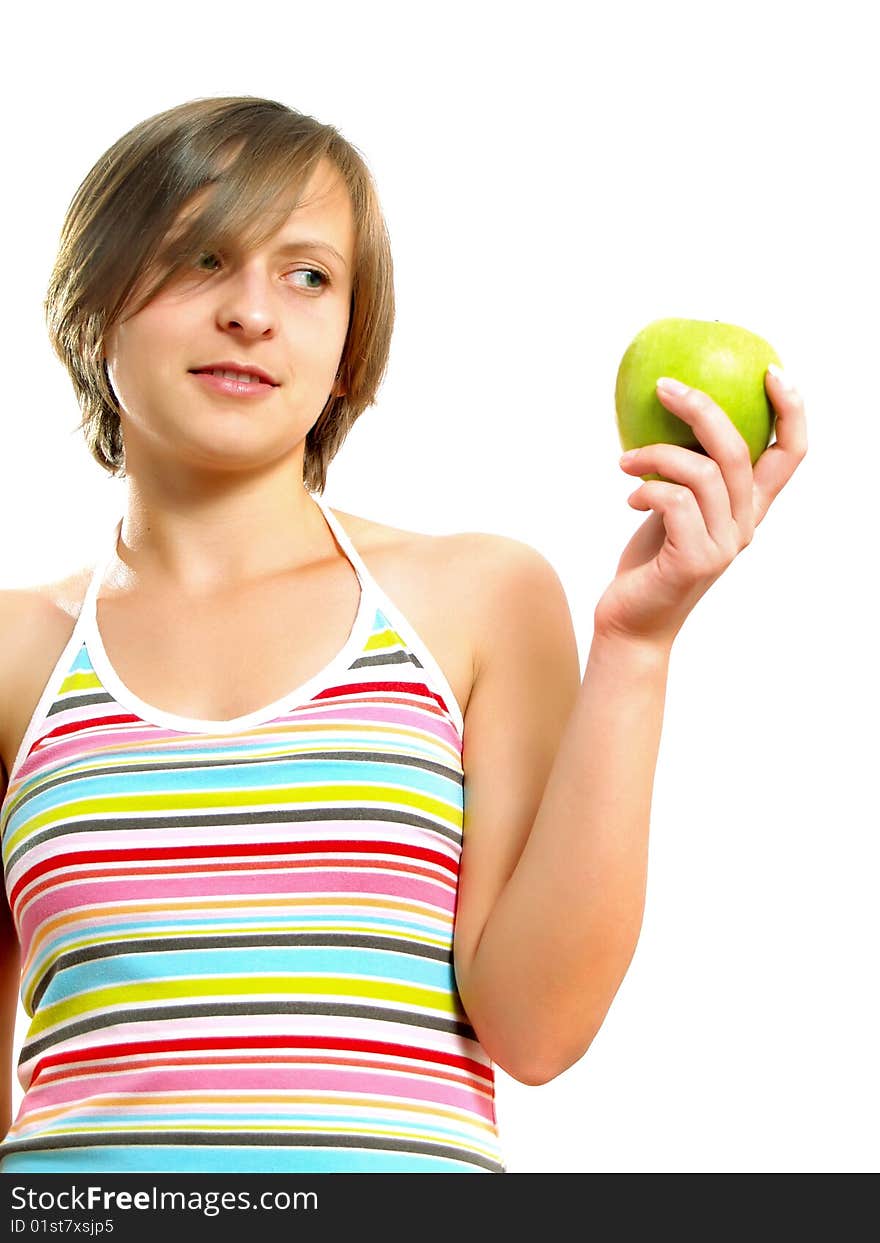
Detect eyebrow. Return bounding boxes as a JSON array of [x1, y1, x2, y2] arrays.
[[272, 239, 349, 270]]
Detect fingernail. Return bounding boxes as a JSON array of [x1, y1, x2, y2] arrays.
[[656, 377, 688, 396], [767, 363, 796, 391]]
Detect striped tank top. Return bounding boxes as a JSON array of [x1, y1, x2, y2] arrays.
[[0, 492, 506, 1174]]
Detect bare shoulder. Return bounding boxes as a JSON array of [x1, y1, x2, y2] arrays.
[[0, 565, 92, 662], [335, 505, 559, 592], [0, 590, 49, 775], [0, 582, 73, 658], [335, 507, 570, 682], [0, 572, 92, 780], [336, 504, 556, 570], [454, 532, 576, 681]]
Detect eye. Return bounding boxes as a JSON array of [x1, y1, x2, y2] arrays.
[[290, 267, 330, 291], [194, 252, 330, 291]]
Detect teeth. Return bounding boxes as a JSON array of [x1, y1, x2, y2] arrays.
[[209, 368, 265, 384]]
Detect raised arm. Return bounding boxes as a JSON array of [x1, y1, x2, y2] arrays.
[[453, 369, 805, 1086]]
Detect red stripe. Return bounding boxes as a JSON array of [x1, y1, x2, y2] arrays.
[[34, 1052, 486, 1095], [14, 855, 457, 909], [29, 837, 455, 868], [23, 711, 144, 752], [17, 681, 453, 763], [315, 680, 451, 716], [12, 840, 458, 908], [29, 1034, 493, 1085]]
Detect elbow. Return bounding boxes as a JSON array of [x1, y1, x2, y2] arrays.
[[465, 988, 615, 1087], [476, 1030, 570, 1088], [461, 943, 639, 1088], [466, 1012, 573, 1087], [525, 1044, 593, 1087], [492, 1034, 598, 1087], [490, 1056, 554, 1087], [496, 1058, 555, 1087], [498, 1053, 585, 1088], [508, 1063, 567, 1087]]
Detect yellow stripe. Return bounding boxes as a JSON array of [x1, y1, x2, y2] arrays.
[[5, 783, 462, 854], [364, 627, 405, 651], [30, 975, 466, 1035], [1, 716, 463, 844]]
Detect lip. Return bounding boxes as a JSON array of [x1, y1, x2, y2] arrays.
[[190, 372, 278, 399], [190, 361, 280, 386]]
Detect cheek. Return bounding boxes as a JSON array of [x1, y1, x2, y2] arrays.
[[287, 314, 348, 376], [108, 334, 183, 417], [115, 311, 188, 379]]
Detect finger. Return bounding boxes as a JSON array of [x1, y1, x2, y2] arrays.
[[628, 478, 714, 569], [655, 378, 755, 538], [621, 442, 735, 550], [751, 368, 808, 523]]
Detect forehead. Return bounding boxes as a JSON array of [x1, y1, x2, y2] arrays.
[[168, 154, 355, 260], [280, 158, 355, 248]]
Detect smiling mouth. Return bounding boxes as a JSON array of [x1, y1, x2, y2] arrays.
[[189, 368, 279, 387], [189, 371, 280, 398]]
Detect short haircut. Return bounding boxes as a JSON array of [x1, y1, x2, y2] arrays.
[[44, 94, 396, 494]]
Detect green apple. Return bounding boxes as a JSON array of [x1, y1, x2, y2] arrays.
[[615, 318, 782, 482]]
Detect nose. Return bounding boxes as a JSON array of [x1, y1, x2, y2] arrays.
[[216, 264, 279, 338]]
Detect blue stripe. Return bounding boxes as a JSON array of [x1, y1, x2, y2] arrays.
[[40, 948, 457, 1004], [11, 757, 461, 822]]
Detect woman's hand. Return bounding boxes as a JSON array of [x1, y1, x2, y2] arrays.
[[593, 368, 808, 651]]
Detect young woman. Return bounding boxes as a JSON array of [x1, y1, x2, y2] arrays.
[[0, 95, 807, 1174]]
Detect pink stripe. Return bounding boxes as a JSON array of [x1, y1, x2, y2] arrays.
[[8, 711, 460, 819], [285, 702, 461, 749], [20, 703, 459, 779], [14, 721, 190, 787], [19, 871, 455, 944], [17, 1065, 497, 1122]]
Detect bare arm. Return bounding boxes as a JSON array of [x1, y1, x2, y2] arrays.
[[458, 622, 668, 1084], [454, 375, 804, 1086], [0, 587, 36, 1137], [452, 538, 669, 1085], [0, 756, 21, 1139]]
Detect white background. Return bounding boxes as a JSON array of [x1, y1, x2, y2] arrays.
[[2, 0, 877, 1173]]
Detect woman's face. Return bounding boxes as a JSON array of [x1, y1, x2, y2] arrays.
[[102, 156, 355, 478]]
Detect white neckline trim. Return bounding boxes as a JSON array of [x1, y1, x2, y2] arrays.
[[81, 492, 377, 735]]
